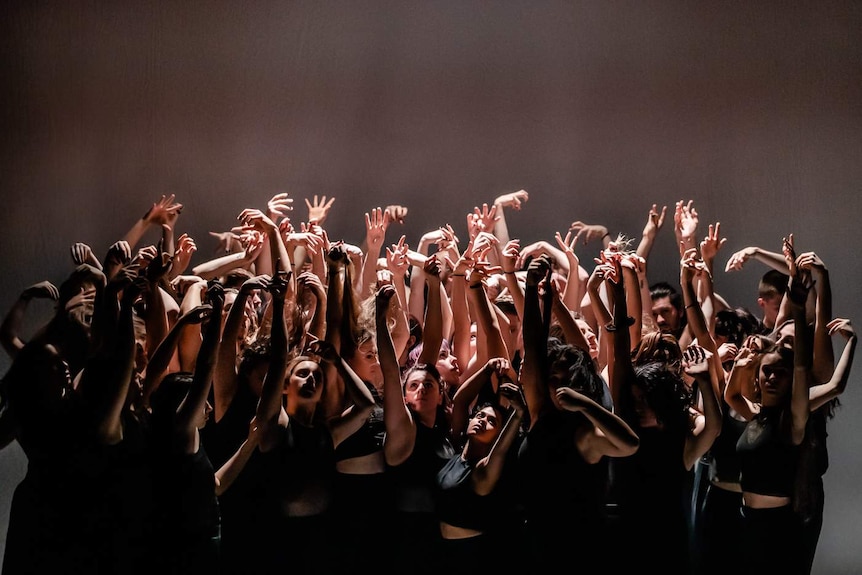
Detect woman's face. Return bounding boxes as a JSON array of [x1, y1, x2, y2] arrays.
[[404, 369, 442, 416], [349, 339, 381, 386], [467, 405, 502, 443], [287, 359, 324, 402], [758, 351, 792, 406], [577, 319, 599, 360]]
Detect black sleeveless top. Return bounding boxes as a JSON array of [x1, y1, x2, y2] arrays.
[[435, 455, 501, 531], [387, 417, 456, 513], [737, 407, 799, 497], [708, 405, 748, 484], [334, 385, 385, 462], [517, 410, 607, 523], [257, 419, 336, 514]]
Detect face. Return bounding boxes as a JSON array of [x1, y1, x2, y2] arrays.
[[466, 405, 502, 444], [758, 351, 792, 406], [436, 349, 461, 385], [651, 296, 680, 334], [349, 339, 382, 386], [775, 321, 795, 350], [195, 400, 213, 430], [287, 359, 325, 402], [404, 369, 442, 415], [758, 293, 782, 326], [576, 319, 599, 360]]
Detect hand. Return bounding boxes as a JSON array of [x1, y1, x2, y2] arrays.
[[171, 233, 197, 277], [724, 246, 757, 272], [305, 195, 336, 225], [422, 253, 444, 280], [682, 344, 712, 377], [143, 194, 183, 226], [375, 283, 397, 314], [296, 271, 325, 301], [673, 200, 699, 251], [365, 207, 391, 250], [238, 208, 277, 235], [498, 380, 526, 415], [642, 203, 667, 239], [554, 230, 580, 266], [555, 387, 590, 413], [494, 189, 529, 211], [267, 192, 294, 222], [209, 231, 244, 255], [306, 339, 339, 363], [326, 243, 350, 267], [500, 239, 521, 273], [827, 318, 855, 340], [568, 221, 609, 246], [680, 247, 711, 282], [718, 342, 739, 365], [384, 204, 409, 225], [796, 251, 827, 280], [386, 236, 410, 278], [70, 242, 102, 269], [472, 203, 499, 234], [526, 254, 552, 288], [22, 281, 59, 301], [104, 241, 133, 268], [699, 222, 726, 265], [170, 275, 204, 297]]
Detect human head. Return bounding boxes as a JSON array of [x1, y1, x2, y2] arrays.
[[631, 361, 691, 431], [649, 281, 685, 336], [756, 344, 794, 408], [757, 269, 789, 329], [714, 307, 761, 347], [284, 355, 325, 406], [150, 371, 212, 431], [465, 401, 506, 445], [546, 337, 605, 408], [346, 330, 382, 388], [402, 363, 444, 420], [632, 330, 683, 375]]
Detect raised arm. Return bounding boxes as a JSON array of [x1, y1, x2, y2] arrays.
[[520, 255, 553, 427], [175, 280, 224, 454], [809, 318, 856, 411], [213, 274, 270, 421], [471, 380, 526, 496], [0, 281, 59, 358], [378, 284, 416, 466], [255, 272, 291, 452]]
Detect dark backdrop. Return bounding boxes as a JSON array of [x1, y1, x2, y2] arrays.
[[2, 1, 860, 572]]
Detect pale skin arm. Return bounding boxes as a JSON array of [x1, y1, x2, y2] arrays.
[[213, 275, 270, 422], [555, 387, 640, 462], [471, 381, 526, 496], [378, 285, 417, 466], [175, 281, 224, 455], [809, 318, 856, 411]]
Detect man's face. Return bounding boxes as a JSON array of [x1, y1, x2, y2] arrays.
[[651, 296, 680, 334]]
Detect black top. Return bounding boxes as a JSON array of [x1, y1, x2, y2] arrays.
[[435, 455, 501, 531], [387, 416, 456, 513], [737, 407, 799, 497], [334, 385, 385, 462]]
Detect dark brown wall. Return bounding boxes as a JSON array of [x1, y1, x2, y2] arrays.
[[2, 1, 860, 570]]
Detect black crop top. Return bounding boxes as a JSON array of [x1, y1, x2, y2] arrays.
[[736, 408, 799, 497], [435, 455, 500, 531], [335, 387, 385, 462]]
